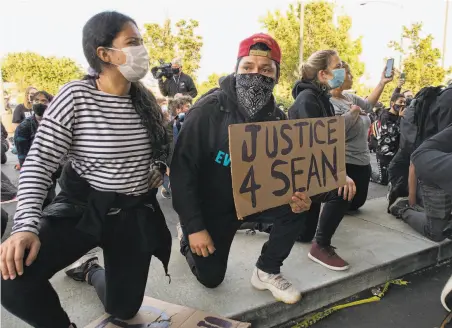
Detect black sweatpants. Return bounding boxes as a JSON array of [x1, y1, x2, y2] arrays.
[[371, 153, 393, 185], [296, 190, 349, 245], [180, 204, 306, 288], [1, 214, 154, 328], [346, 163, 371, 211], [387, 149, 411, 208]]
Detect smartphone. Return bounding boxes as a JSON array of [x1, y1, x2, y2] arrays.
[[385, 58, 394, 78], [400, 72, 406, 79]]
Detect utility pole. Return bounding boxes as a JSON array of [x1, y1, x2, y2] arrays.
[[442, 0, 450, 69], [299, 1, 305, 66]]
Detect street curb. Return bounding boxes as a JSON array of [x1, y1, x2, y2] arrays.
[[231, 239, 449, 328]]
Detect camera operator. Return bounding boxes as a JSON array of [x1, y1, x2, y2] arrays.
[[158, 58, 197, 98]]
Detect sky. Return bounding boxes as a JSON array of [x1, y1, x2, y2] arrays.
[[1, 0, 451, 87]]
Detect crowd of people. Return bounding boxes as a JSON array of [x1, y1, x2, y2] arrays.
[[0, 10, 451, 328]]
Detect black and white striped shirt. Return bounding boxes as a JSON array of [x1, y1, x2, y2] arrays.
[[12, 81, 153, 234]]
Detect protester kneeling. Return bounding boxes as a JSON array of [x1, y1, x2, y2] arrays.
[[171, 34, 311, 305], [389, 125, 452, 242], [1, 12, 171, 328], [287, 50, 357, 271]]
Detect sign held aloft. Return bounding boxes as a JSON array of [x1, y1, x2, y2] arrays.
[[229, 117, 346, 218]]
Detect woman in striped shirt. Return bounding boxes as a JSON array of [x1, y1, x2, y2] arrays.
[[1, 11, 171, 328]]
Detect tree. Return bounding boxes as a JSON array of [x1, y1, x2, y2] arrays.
[[379, 23, 452, 105], [195, 73, 227, 100], [1, 52, 84, 95], [261, 1, 365, 105], [143, 19, 203, 78]]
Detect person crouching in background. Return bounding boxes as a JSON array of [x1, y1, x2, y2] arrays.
[[14, 91, 58, 208], [161, 95, 192, 199]]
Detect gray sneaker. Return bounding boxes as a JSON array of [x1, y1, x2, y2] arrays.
[[389, 197, 410, 218]]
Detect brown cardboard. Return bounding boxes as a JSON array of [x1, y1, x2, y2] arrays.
[[229, 117, 346, 218], [85, 296, 251, 328]]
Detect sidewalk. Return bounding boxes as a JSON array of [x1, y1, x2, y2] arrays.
[[2, 196, 450, 328]]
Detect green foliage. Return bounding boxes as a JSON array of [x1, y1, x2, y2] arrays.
[[260, 1, 365, 105], [380, 23, 452, 106], [1, 52, 84, 95], [195, 73, 227, 101], [143, 19, 203, 78]]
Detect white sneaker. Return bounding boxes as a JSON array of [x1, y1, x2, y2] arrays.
[[250, 267, 301, 304]]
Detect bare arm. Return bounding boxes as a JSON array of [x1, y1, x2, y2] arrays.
[[408, 162, 417, 206], [366, 66, 395, 106], [366, 82, 385, 107]]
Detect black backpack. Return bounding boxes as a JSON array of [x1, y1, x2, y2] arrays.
[[399, 85, 449, 154]]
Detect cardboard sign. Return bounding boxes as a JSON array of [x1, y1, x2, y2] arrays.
[[229, 117, 346, 218], [85, 296, 250, 328]]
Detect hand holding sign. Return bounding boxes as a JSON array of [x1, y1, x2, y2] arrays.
[[289, 192, 312, 213], [338, 176, 356, 201]]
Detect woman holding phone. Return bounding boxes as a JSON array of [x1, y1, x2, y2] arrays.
[[330, 61, 393, 210]]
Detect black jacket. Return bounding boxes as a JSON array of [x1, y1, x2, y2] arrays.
[[412, 124, 452, 196], [376, 109, 400, 157], [288, 80, 335, 119], [158, 72, 198, 98], [43, 163, 172, 275], [1, 123, 8, 164], [423, 86, 452, 142], [170, 74, 286, 234]]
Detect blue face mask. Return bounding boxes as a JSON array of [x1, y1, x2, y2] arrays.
[[327, 68, 346, 89], [178, 112, 185, 122]]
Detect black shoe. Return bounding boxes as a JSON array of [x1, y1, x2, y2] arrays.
[[388, 197, 409, 218], [442, 275, 452, 312], [65, 256, 100, 282]]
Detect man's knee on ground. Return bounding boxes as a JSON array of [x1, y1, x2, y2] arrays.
[[197, 270, 226, 289]]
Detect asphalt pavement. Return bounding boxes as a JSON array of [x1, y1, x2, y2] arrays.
[[285, 261, 452, 328]]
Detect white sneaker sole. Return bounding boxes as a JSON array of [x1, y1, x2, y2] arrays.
[[250, 272, 301, 304], [441, 275, 452, 312], [308, 252, 350, 271]]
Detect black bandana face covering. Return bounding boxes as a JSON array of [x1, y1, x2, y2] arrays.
[[236, 73, 276, 118]]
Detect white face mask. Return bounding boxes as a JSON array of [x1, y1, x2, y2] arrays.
[[161, 105, 168, 111], [108, 45, 150, 82]]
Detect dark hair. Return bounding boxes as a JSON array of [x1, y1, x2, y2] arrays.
[[168, 96, 192, 116], [237, 42, 280, 81], [33, 91, 54, 103], [82, 11, 168, 161], [390, 93, 405, 103]]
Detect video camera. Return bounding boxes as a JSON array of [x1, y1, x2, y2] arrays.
[[151, 59, 175, 79]]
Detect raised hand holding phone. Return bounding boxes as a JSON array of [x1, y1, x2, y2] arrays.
[[380, 58, 395, 85], [384, 58, 394, 78]]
